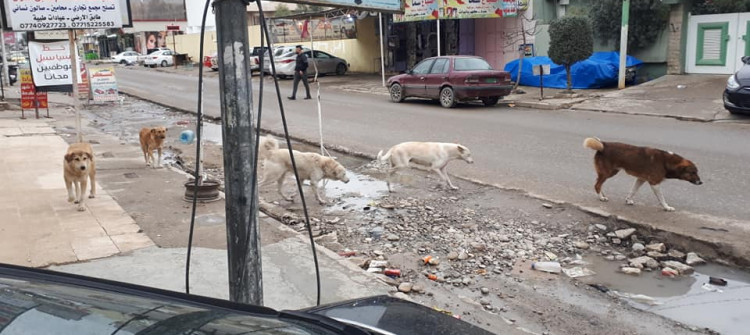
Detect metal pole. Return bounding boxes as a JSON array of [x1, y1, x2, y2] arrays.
[[214, 0, 263, 305], [0, 20, 8, 94], [379, 12, 385, 87], [618, 0, 630, 89], [69, 30, 82, 143], [436, 18, 441, 57]]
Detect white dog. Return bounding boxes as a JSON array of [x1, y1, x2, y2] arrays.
[[377, 142, 474, 192], [261, 149, 350, 204]]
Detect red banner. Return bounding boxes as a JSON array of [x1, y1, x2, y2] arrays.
[[20, 68, 49, 110]]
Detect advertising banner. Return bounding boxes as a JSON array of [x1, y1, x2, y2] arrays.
[[28, 41, 83, 90], [4, 0, 123, 30], [20, 68, 48, 110], [89, 68, 119, 102], [395, 0, 517, 22]]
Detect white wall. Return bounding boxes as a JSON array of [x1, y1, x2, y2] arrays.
[[185, 0, 217, 34]]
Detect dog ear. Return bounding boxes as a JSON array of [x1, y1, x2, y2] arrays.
[[163, 127, 168, 132], [84, 152, 93, 160], [457, 145, 466, 153], [64, 153, 73, 162], [150, 128, 156, 134]]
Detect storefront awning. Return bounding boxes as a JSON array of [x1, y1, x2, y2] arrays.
[[395, 0, 518, 22]]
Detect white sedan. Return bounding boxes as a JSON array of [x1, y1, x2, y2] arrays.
[[110, 51, 139, 65], [143, 50, 175, 68]]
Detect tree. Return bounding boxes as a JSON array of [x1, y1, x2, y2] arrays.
[[591, 0, 669, 51], [273, 3, 292, 17], [548, 16, 593, 92], [692, 0, 750, 14]]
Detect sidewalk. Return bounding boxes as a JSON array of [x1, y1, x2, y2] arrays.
[[0, 101, 153, 268], [0, 89, 391, 310]]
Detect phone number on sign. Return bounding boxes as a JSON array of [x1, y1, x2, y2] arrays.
[[18, 21, 116, 29]]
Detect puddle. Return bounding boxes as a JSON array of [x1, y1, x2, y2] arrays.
[[323, 171, 388, 213], [580, 257, 750, 334]]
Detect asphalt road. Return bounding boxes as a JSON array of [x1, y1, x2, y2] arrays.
[[116, 67, 750, 242]]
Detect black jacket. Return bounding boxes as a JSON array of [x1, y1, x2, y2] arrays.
[[294, 52, 308, 72]]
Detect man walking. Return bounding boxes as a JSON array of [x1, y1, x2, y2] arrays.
[[288, 45, 311, 100]]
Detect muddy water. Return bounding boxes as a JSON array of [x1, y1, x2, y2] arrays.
[[581, 257, 750, 334]]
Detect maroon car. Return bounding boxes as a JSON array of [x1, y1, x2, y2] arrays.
[[387, 56, 512, 108]]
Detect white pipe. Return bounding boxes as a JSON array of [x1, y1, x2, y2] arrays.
[[436, 19, 441, 57], [379, 12, 385, 87]]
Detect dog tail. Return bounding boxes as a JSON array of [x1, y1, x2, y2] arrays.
[[377, 148, 392, 162], [583, 137, 604, 151]]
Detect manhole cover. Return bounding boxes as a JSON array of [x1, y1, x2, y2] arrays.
[[124, 172, 139, 179]]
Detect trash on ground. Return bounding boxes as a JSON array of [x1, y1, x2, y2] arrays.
[[701, 283, 724, 293], [531, 261, 561, 274], [709, 276, 728, 286], [562, 266, 596, 278], [613, 292, 663, 306]]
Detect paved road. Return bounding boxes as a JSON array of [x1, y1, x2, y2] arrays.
[[116, 67, 750, 247]]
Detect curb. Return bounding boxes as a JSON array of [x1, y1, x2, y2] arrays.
[[570, 106, 713, 123]]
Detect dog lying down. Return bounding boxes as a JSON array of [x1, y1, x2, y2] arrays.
[[378, 142, 474, 192], [583, 137, 702, 212], [261, 149, 349, 204]]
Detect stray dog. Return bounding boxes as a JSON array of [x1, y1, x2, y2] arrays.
[[377, 142, 474, 192], [139, 127, 167, 168], [64, 142, 96, 211], [261, 149, 349, 204], [583, 137, 702, 212]]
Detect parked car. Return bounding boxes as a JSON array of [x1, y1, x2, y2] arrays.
[[271, 49, 348, 79], [724, 55, 750, 115], [203, 52, 219, 71], [110, 51, 139, 65], [0, 263, 495, 335], [143, 49, 176, 68], [263, 45, 309, 74], [250, 46, 271, 72], [387, 56, 512, 108]]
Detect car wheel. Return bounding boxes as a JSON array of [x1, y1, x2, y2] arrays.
[[119, 60, 127, 65], [161, 60, 168, 67], [481, 97, 500, 107], [336, 63, 347, 76], [440, 87, 456, 108], [150, 64, 157, 68], [389, 83, 404, 103]]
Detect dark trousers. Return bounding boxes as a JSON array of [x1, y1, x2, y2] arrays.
[[291, 71, 310, 98]]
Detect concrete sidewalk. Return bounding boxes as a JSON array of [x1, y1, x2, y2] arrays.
[[0, 111, 153, 268]]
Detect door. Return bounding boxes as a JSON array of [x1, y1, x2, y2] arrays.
[[402, 59, 434, 98], [423, 58, 450, 99], [686, 13, 738, 74], [735, 13, 750, 68], [313, 51, 335, 74]]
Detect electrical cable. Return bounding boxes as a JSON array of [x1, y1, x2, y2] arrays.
[[185, 0, 211, 295], [258, 1, 322, 306]]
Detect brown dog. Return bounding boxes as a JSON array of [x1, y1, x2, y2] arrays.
[[139, 127, 167, 168], [583, 137, 702, 212], [64, 143, 96, 211]]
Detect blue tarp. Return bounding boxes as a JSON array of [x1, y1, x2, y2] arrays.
[[503, 51, 644, 89]]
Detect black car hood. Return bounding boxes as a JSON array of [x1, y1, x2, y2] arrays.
[[736, 63, 750, 85], [306, 295, 497, 335]]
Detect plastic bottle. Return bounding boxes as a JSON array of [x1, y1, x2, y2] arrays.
[[531, 261, 561, 274], [180, 130, 195, 144]]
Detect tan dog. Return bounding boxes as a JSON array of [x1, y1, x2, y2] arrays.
[[377, 142, 474, 192], [64, 143, 96, 211], [261, 149, 349, 204], [139, 127, 167, 168], [583, 137, 702, 212]]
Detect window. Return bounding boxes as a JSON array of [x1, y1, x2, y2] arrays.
[[430, 58, 449, 74], [453, 58, 493, 71], [314, 51, 331, 59], [412, 59, 435, 75]]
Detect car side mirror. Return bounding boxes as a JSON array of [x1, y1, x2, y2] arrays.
[[743, 56, 750, 64], [407, 69, 414, 75]]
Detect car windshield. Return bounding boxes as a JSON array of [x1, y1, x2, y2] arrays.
[[453, 58, 493, 71]]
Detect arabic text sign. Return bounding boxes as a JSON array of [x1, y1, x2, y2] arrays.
[[20, 68, 48, 109], [89, 67, 119, 102], [29, 41, 83, 88], [272, 0, 402, 13], [395, 0, 517, 22], [6, 0, 122, 31]]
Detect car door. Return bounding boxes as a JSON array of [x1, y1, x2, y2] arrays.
[[312, 51, 334, 73], [402, 59, 435, 98], [423, 58, 450, 99]]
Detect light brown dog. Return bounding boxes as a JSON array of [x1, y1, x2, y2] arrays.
[[64, 142, 96, 211], [139, 127, 167, 168], [583, 137, 702, 212], [261, 149, 350, 204]]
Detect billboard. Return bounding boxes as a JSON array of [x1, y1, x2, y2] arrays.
[[130, 0, 187, 21], [272, 0, 402, 14], [28, 41, 85, 91], [395, 0, 517, 22], [269, 16, 357, 44], [0, 0, 133, 30]]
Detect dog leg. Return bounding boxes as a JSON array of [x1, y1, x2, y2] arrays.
[[625, 179, 645, 205], [310, 180, 327, 205], [438, 166, 458, 190], [77, 178, 88, 211], [65, 177, 75, 203], [277, 172, 294, 202], [649, 184, 675, 212], [157, 147, 163, 168], [142, 148, 150, 166], [594, 173, 614, 202], [73, 181, 81, 204], [386, 167, 398, 193], [89, 167, 96, 199]]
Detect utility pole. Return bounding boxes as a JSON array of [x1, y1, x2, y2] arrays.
[[214, 0, 263, 305], [618, 0, 630, 89], [0, 21, 8, 93]]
